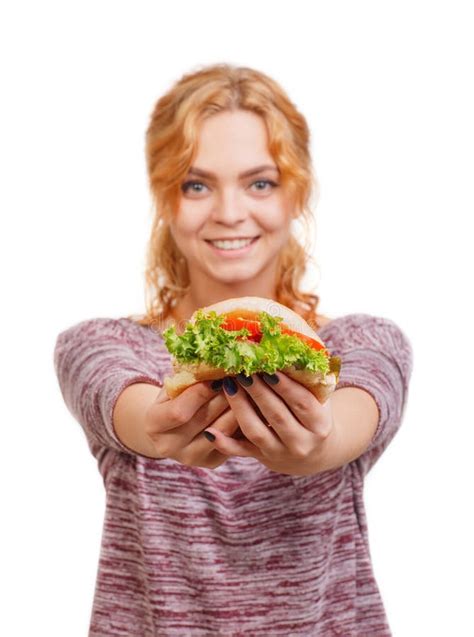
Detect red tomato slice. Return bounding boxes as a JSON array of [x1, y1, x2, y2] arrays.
[[280, 326, 327, 353], [220, 311, 328, 354], [220, 316, 262, 342]]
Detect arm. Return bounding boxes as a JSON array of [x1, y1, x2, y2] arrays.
[[113, 383, 163, 458], [53, 317, 166, 460], [317, 314, 414, 476], [314, 387, 380, 473]]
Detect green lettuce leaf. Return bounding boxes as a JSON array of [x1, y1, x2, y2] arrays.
[[162, 309, 331, 376]]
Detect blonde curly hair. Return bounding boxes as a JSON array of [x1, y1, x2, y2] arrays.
[[128, 63, 324, 333]]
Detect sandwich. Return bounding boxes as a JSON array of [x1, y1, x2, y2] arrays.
[[160, 296, 341, 404]]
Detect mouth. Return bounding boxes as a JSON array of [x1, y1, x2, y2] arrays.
[[205, 236, 260, 242], [204, 236, 260, 256]]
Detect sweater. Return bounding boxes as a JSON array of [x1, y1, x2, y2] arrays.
[[53, 312, 413, 636]]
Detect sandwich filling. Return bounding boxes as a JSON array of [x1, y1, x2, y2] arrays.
[[162, 309, 340, 377]]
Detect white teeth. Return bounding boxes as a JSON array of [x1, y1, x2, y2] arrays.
[[210, 238, 254, 250]]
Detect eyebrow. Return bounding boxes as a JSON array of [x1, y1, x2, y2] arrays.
[[187, 164, 280, 179]]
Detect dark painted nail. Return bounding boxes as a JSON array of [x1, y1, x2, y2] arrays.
[[203, 431, 216, 442], [262, 372, 279, 385], [211, 379, 223, 391], [223, 377, 238, 396], [236, 373, 253, 387]]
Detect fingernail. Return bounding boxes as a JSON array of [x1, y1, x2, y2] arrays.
[[236, 372, 253, 387], [223, 377, 238, 396], [211, 379, 223, 391], [261, 372, 279, 385], [203, 430, 216, 442]]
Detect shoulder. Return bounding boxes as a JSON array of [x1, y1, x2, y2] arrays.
[[55, 316, 166, 352], [319, 312, 406, 336], [319, 312, 413, 369], [55, 317, 125, 346], [119, 317, 171, 355], [53, 317, 172, 389]]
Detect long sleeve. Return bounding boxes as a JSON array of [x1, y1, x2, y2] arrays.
[[324, 313, 414, 477], [53, 317, 169, 461]]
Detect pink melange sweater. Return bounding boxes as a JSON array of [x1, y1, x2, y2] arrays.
[[53, 312, 413, 637]]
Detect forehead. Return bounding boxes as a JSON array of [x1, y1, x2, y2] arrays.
[[190, 110, 277, 177]]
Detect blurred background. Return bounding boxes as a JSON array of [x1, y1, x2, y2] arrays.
[[1, 1, 472, 635]]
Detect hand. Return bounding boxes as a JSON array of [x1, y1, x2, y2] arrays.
[[144, 381, 240, 469], [202, 372, 339, 476]]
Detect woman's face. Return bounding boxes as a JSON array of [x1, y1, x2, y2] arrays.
[[169, 109, 295, 300]]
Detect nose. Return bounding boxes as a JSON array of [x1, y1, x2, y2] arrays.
[[210, 188, 248, 226]]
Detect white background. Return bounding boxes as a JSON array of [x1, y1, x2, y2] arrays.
[[1, 1, 472, 635]]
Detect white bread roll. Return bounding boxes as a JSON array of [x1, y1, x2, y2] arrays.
[[163, 296, 339, 404]]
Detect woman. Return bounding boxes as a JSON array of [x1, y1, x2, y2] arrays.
[[54, 64, 413, 636]]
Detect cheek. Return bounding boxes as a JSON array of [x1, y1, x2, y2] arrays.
[[173, 205, 207, 237], [258, 207, 292, 234], [255, 192, 293, 232]]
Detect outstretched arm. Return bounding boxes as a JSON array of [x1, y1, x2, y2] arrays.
[[322, 386, 379, 470]]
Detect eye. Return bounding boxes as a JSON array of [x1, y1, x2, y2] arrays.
[[181, 178, 279, 195], [181, 180, 208, 194], [251, 179, 278, 192]]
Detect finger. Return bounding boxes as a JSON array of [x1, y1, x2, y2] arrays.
[[235, 372, 315, 450], [202, 425, 263, 459], [159, 392, 230, 447], [187, 407, 241, 457], [148, 381, 224, 433], [145, 392, 229, 460], [221, 376, 283, 457], [260, 372, 324, 432], [212, 408, 241, 437], [259, 371, 329, 435], [178, 408, 240, 469], [147, 392, 230, 459]]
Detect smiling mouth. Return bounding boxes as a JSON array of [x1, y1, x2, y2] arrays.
[[204, 236, 261, 253], [204, 236, 260, 242]]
